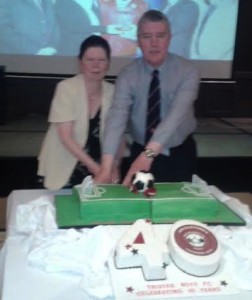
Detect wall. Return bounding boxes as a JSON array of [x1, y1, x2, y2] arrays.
[[2, 74, 252, 121], [0, 66, 6, 124], [195, 79, 252, 117]]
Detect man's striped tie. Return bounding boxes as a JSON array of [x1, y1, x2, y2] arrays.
[[145, 69, 161, 143]]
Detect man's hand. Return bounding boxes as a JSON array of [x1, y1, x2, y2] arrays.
[[122, 152, 153, 186], [87, 161, 100, 177]]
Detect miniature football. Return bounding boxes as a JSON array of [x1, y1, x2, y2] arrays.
[[131, 171, 155, 193]]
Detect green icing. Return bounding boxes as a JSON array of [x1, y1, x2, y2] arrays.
[[152, 199, 219, 223], [148, 183, 218, 223], [79, 198, 150, 223]]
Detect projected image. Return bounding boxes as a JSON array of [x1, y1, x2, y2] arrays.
[[191, 0, 238, 61], [0, 0, 60, 55], [0, 0, 239, 61], [0, 0, 239, 78], [54, 0, 145, 57]]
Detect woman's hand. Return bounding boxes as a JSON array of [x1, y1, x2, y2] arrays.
[[86, 160, 100, 177]]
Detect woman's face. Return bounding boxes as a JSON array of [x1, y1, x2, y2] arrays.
[[80, 47, 109, 81]]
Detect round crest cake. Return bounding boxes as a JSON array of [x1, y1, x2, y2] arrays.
[[168, 219, 221, 277]]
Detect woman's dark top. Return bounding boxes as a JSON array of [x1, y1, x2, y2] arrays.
[[68, 109, 101, 186]]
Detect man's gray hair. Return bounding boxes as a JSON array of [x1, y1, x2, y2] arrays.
[[137, 10, 171, 37]]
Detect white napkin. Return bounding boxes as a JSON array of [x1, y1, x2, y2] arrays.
[[213, 225, 252, 290], [210, 184, 252, 290], [14, 196, 123, 298], [15, 196, 57, 233], [27, 226, 117, 299]]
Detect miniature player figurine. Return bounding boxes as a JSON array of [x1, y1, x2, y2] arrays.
[[130, 171, 156, 197]]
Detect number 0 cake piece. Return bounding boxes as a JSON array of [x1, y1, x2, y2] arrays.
[[168, 219, 221, 277]]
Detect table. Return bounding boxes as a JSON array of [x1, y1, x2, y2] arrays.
[[1, 189, 252, 300]]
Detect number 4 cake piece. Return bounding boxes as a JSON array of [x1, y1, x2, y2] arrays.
[[114, 219, 221, 280]]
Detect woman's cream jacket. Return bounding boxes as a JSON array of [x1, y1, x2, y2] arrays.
[[38, 74, 114, 190]]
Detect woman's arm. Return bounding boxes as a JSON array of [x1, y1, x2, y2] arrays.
[[57, 121, 100, 176]]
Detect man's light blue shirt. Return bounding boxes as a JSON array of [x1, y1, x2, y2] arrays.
[[103, 52, 200, 156]]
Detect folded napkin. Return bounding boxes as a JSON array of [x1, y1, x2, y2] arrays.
[[27, 226, 117, 299], [213, 225, 252, 290], [15, 197, 117, 298], [15, 196, 57, 233], [210, 185, 252, 290]]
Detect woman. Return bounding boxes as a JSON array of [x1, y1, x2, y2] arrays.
[[38, 35, 118, 190]]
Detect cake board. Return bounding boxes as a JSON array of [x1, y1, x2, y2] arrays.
[[108, 247, 239, 300]]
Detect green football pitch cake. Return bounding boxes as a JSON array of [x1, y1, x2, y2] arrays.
[[55, 175, 245, 227]]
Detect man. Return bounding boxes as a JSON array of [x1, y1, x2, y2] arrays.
[[96, 10, 200, 186]]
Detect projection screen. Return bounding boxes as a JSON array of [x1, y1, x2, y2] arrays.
[[0, 0, 239, 79]]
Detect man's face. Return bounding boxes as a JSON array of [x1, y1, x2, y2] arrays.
[[138, 21, 170, 67]]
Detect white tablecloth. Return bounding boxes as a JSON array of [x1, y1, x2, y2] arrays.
[[1, 189, 252, 300]]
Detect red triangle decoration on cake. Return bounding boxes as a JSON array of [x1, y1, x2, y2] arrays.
[[133, 232, 145, 244]]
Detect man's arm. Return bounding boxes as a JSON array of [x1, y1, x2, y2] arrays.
[[95, 72, 133, 183], [94, 153, 114, 183]]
